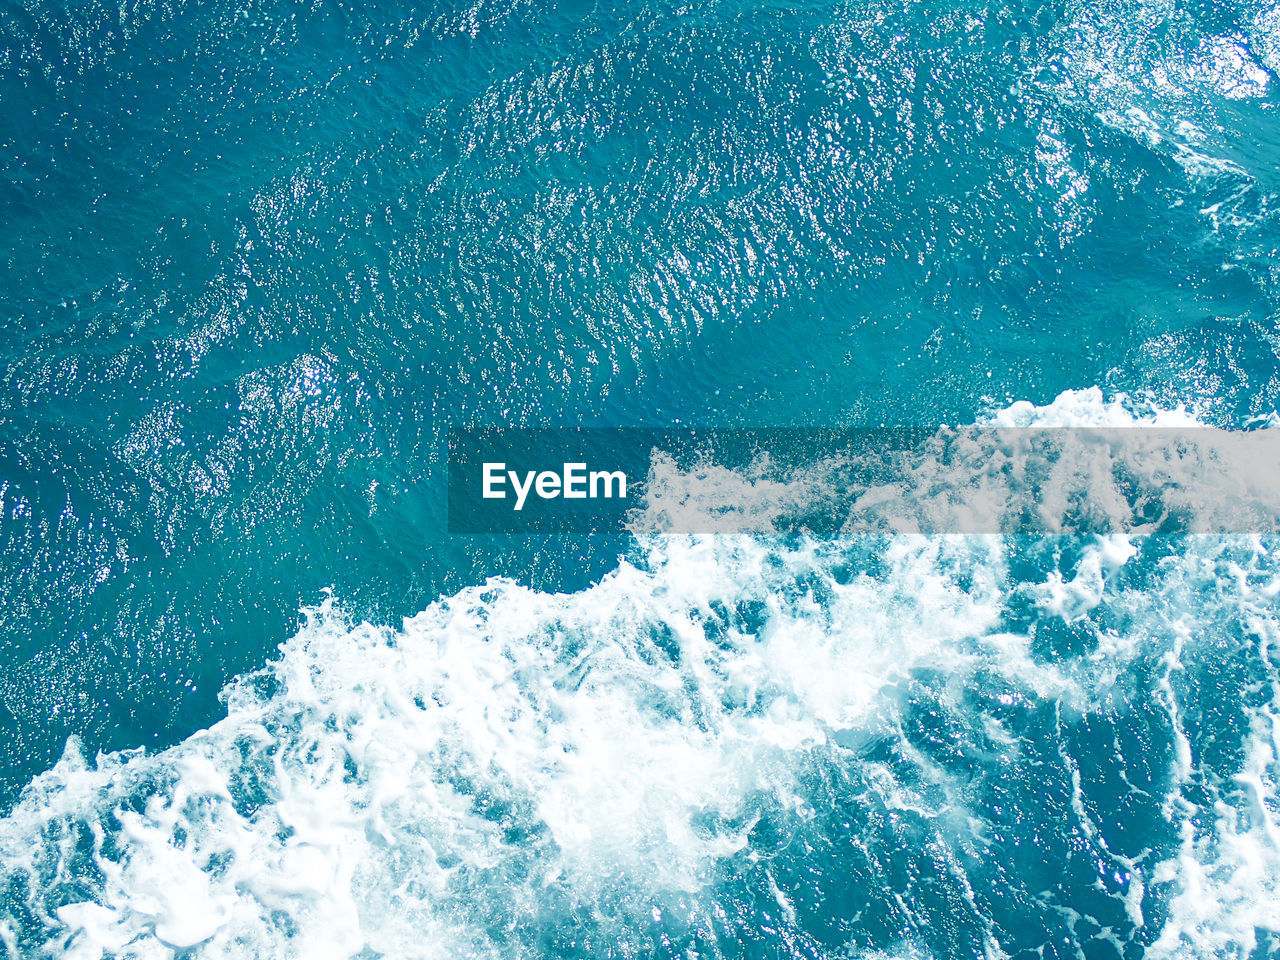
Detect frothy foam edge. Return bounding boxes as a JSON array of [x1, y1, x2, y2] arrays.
[[1, 388, 1277, 960]]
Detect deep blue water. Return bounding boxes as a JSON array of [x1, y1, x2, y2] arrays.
[[2, 0, 1280, 956]]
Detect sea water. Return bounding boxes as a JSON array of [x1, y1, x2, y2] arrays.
[[2, 0, 1280, 956]]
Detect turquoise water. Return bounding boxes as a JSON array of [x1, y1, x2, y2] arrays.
[[3, 0, 1280, 956]]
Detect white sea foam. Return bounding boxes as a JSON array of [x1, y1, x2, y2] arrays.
[[634, 388, 1280, 536], [1, 389, 1278, 960], [982, 387, 1204, 428], [1, 535, 1013, 959]]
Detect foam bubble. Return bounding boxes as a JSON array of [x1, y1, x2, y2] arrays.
[[2, 390, 1278, 959]]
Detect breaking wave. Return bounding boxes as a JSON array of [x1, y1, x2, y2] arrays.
[[2, 390, 1278, 960]]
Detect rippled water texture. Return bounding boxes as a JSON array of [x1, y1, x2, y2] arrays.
[[2, 0, 1280, 956]]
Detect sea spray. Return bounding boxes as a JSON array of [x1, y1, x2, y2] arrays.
[[2, 393, 1279, 958]]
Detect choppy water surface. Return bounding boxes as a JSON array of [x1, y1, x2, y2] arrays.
[[2, 0, 1280, 956]]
